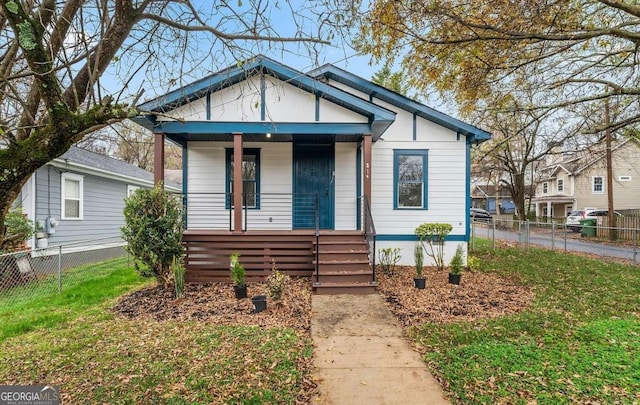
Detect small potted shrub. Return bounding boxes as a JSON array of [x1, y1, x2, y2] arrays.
[[413, 242, 426, 289], [230, 252, 247, 299], [448, 244, 464, 285]]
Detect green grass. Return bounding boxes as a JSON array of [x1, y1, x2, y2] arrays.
[[0, 256, 150, 342], [411, 239, 640, 404], [0, 257, 313, 404]]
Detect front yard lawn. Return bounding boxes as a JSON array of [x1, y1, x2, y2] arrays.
[[0, 258, 315, 404], [379, 239, 640, 404]]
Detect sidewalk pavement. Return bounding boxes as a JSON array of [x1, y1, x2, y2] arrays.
[[311, 294, 451, 405]]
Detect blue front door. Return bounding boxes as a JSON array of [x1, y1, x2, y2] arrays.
[[293, 143, 335, 229]]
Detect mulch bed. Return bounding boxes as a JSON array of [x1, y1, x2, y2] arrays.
[[112, 277, 313, 332], [377, 266, 535, 328]]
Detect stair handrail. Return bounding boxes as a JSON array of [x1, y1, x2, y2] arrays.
[[315, 193, 320, 284], [363, 195, 377, 283]]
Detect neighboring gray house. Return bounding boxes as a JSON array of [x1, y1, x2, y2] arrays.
[[17, 146, 179, 248]]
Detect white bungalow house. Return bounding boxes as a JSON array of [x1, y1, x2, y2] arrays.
[[134, 56, 490, 293]]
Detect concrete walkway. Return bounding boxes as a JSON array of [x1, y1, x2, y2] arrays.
[[311, 294, 450, 405]]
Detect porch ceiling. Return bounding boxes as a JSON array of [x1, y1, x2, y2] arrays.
[[167, 133, 362, 144]]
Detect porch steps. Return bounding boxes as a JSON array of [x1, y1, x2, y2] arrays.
[[313, 233, 377, 295]]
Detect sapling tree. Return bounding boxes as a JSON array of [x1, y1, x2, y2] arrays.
[[415, 223, 453, 272]]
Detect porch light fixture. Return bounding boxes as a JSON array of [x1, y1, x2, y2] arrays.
[[266, 133, 272, 138]]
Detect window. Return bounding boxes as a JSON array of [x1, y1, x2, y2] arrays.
[[127, 185, 140, 197], [226, 148, 260, 208], [592, 176, 604, 193], [61, 173, 83, 219], [393, 149, 428, 209], [557, 179, 564, 193], [542, 182, 548, 194]]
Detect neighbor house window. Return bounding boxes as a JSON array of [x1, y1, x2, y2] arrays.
[[557, 179, 564, 193], [542, 182, 548, 194], [61, 173, 83, 220], [393, 149, 428, 209], [592, 176, 604, 193], [226, 148, 260, 208], [127, 185, 140, 198]]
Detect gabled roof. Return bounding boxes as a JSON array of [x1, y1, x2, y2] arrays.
[[50, 146, 180, 190], [308, 64, 491, 144], [574, 137, 639, 175], [136, 55, 396, 140]]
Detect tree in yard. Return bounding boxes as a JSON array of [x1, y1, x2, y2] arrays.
[[0, 0, 332, 244], [344, 1, 640, 121], [371, 64, 410, 96]]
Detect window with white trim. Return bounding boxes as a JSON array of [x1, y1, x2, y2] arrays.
[[592, 176, 604, 193], [127, 185, 140, 198], [557, 178, 564, 193], [61, 173, 83, 219], [542, 182, 548, 194]]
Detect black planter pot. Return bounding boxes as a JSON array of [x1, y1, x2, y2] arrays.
[[251, 295, 267, 313], [414, 278, 426, 289], [234, 284, 247, 299], [448, 273, 461, 285]]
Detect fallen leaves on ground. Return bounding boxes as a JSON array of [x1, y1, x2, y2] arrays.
[[377, 266, 535, 327], [112, 277, 312, 332]]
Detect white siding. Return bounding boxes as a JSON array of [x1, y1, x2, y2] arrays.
[[209, 76, 262, 122], [335, 143, 357, 230], [376, 240, 466, 267], [319, 99, 368, 123], [263, 78, 315, 122], [160, 97, 207, 121], [370, 113, 467, 265], [373, 98, 413, 141], [187, 141, 294, 229]]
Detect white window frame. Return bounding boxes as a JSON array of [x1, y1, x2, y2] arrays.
[[127, 185, 140, 198], [542, 182, 548, 194], [61, 172, 84, 220], [592, 176, 604, 193], [557, 178, 564, 193]]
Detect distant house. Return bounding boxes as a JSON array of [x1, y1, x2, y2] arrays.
[[532, 138, 640, 218], [133, 56, 491, 293], [16, 146, 179, 248], [471, 184, 521, 214]]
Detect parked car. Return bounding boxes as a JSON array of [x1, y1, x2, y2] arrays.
[[566, 208, 622, 232], [471, 208, 493, 223]]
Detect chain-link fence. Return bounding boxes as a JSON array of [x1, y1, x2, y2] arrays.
[[470, 218, 640, 263], [0, 236, 128, 305]]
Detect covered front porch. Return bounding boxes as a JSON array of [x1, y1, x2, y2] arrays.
[[151, 125, 379, 294], [532, 196, 575, 219]]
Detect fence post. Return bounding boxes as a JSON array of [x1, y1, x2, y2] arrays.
[[492, 219, 496, 251], [551, 221, 555, 250], [634, 229, 638, 263], [470, 220, 475, 252], [58, 245, 62, 293]]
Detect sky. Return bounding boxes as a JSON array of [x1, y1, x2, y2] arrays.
[[100, 0, 389, 105]]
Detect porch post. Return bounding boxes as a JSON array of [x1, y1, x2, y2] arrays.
[[233, 132, 244, 233], [153, 132, 165, 187], [363, 133, 372, 205]]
